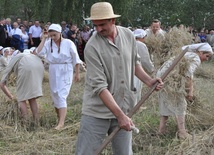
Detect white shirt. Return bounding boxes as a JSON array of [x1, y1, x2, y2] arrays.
[[6, 24, 12, 33], [145, 28, 166, 38], [29, 25, 42, 38], [21, 31, 29, 42], [9, 28, 22, 37], [136, 41, 154, 74]]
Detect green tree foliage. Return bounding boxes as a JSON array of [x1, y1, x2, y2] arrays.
[[0, 0, 213, 30]]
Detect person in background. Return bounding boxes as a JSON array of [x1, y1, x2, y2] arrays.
[[28, 21, 33, 28], [198, 29, 206, 43], [145, 19, 166, 38], [61, 21, 69, 39], [29, 20, 42, 47], [16, 18, 22, 26], [0, 52, 44, 125], [133, 29, 155, 102], [75, 2, 163, 155], [40, 21, 45, 29], [23, 20, 29, 33], [156, 43, 213, 139], [0, 18, 6, 47], [79, 25, 91, 62], [37, 24, 82, 130], [67, 24, 78, 47], [20, 25, 29, 49], [0, 47, 11, 74], [5, 18, 13, 47], [9, 22, 23, 51], [206, 29, 214, 48], [9, 22, 22, 37]]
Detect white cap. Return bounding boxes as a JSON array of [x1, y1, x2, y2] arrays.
[[0, 46, 3, 51], [23, 49, 31, 54], [2, 47, 11, 55], [12, 50, 20, 57], [133, 29, 147, 38], [29, 47, 36, 53], [182, 43, 213, 54], [48, 24, 62, 33]]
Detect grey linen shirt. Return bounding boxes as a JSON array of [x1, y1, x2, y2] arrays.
[[82, 26, 141, 119]]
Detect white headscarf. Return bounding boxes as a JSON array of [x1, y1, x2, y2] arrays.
[[2, 47, 11, 56], [23, 49, 31, 54], [29, 47, 36, 53], [12, 50, 20, 57], [48, 24, 62, 33], [182, 43, 213, 54], [133, 29, 147, 38]]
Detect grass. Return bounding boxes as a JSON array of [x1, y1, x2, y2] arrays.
[[0, 61, 214, 154]]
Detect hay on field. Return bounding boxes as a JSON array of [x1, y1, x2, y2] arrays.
[[0, 98, 20, 130], [0, 72, 86, 154], [168, 125, 214, 155], [145, 26, 192, 68], [194, 66, 214, 79], [43, 70, 49, 83]]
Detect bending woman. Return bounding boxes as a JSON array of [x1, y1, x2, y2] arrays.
[[156, 43, 213, 139], [0, 53, 44, 125]]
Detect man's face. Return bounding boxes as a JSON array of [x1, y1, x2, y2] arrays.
[[71, 25, 77, 31], [210, 30, 214, 35], [17, 18, 21, 24], [29, 22, 33, 26], [61, 22, 66, 28], [151, 22, 160, 34], [6, 20, 11, 25], [13, 22, 18, 28], [92, 19, 114, 37], [1, 19, 6, 25], [35, 21, 40, 27], [23, 20, 28, 26]]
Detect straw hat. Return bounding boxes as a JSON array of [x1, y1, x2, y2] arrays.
[[84, 2, 121, 20]]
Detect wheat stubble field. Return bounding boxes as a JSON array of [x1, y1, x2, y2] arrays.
[[0, 61, 214, 155]]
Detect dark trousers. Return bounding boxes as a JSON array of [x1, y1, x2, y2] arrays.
[[30, 37, 41, 47]]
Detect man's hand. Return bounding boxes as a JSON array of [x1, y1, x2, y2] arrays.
[[150, 78, 164, 90], [117, 113, 134, 131]]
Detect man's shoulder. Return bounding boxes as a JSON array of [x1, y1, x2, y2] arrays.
[[117, 26, 132, 33]]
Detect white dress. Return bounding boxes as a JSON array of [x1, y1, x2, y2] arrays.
[[38, 39, 82, 108]]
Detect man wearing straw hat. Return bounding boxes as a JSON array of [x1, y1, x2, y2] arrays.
[[75, 2, 163, 155]]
